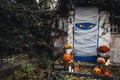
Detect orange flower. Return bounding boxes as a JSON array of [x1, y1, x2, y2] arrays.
[[97, 45, 110, 53]]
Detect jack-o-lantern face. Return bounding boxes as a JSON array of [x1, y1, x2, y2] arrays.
[[63, 53, 72, 62], [97, 57, 105, 64], [92, 67, 101, 75]]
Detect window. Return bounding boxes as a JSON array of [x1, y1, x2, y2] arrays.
[[111, 25, 120, 33]]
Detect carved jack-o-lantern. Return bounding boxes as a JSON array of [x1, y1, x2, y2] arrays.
[[92, 67, 101, 75], [63, 53, 72, 62], [97, 57, 105, 64]]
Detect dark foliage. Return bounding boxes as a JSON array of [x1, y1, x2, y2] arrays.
[[0, 0, 61, 60], [0, 0, 120, 58]]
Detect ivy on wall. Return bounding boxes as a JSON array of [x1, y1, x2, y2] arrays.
[[0, 0, 60, 60]]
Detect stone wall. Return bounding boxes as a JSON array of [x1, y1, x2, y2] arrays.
[[110, 34, 120, 63]]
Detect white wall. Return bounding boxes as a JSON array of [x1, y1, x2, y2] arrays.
[[98, 11, 111, 47], [110, 34, 120, 63]]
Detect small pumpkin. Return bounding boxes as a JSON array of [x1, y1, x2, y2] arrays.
[[73, 63, 79, 72], [104, 70, 111, 77], [97, 57, 105, 64], [63, 53, 72, 62], [92, 67, 101, 75]]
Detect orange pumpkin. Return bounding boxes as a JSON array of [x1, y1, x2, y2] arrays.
[[73, 63, 79, 72], [97, 57, 105, 64], [104, 70, 111, 77], [63, 53, 72, 62], [92, 67, 101, 75]]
